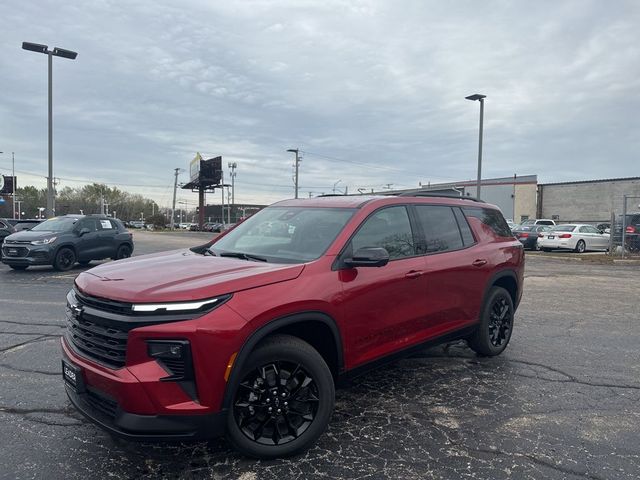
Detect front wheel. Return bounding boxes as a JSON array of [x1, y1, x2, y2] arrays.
[[113, 244, 132, 260], [468, 286, 514, 356], [226, 335, 335, 459], [53, 248, 76, 271]]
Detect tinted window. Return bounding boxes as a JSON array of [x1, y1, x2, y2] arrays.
[[463, 208, 513, 237], [351, 206, 415, 259], [552, 225, 576, 232], [537, 220, 554, 225], [77, 219, 98, 232], [453, 207, 475, 246], [584, 226, 600, 234], [415, 205, 464, 253]]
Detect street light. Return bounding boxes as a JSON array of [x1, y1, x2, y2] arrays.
[[22, 42, 78, 218], [465, 93, 486, 199], [287, 149, 300, 199]]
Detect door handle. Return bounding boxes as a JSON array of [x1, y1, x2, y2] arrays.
[[405, 270, 423, 279], [472, 259, 487, 267]]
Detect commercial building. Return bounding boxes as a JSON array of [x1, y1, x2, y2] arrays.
[[537, 177, 640, 223]]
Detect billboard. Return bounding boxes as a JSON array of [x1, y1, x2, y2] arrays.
[[0, 175, 16, 195], [190, 152, 203, 183], [200, 156, 222, 185]]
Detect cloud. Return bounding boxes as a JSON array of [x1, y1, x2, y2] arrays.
[[1, 0, 639, 207]]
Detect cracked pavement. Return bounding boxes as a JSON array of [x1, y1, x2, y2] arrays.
[[1, 232, 639, 479]]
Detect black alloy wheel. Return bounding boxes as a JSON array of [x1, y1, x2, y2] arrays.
[[488, 296, 512, 348], [468, 286, 514, 356], [114, 244, 132, 260], [233, 361, 319, 446], [227, 335, 334, 458], [54, 248, 76, 271]]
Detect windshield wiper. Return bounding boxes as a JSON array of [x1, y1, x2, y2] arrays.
[[219, 251, 268, 262]]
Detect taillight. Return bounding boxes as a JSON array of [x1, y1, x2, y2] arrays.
[[519, 232, 529, 238], [559, 233, 572, 239], [626, 226, 636, 234]]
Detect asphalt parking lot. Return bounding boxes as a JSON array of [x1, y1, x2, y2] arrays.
[[1, 231, 639, 480]]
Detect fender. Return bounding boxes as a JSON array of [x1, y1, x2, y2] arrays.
[[483, 268, 520, 309], [221, 311, 344, 410]]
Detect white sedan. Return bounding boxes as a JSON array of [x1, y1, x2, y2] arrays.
[[538, 224, 609, 253]]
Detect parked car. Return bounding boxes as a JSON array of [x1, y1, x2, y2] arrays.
[[1, 214, 134, 271], [518, 218, 556, 227], [0, 218, 16, 245], [7, 218, 44, 231], [128, 221, 145, 229], [61, 195, 524, 458], [612, 213, 640, 253], [537, 224, 609, 253], [512, 225, 552, 250], [506, 219, 518, 231]]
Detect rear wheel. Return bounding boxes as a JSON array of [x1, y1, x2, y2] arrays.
[[226, 335, 335, 459], [53, 248, 76, 271], [468, 286, 514, 356], [574, 240, 586, 253], [9, 265, 27, 271]]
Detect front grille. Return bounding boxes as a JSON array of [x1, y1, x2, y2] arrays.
[[74, 289, 134, 315], [66, 310, 129, 368], [2, 246, 28, 257], [86, 389, 118, 419]]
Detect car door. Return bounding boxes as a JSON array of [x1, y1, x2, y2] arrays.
[[585, 225, 608, 249], [96, 219, 118, 259], [0, 220, 13, 244], [338, 205, 429, 368], [415, 205, 488, 335], [75, 218, 101, 261]]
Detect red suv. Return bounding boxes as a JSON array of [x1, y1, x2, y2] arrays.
[[62, 194, 524, 458]]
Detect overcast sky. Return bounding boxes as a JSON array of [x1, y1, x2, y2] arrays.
[[1, 0, 639, 207]]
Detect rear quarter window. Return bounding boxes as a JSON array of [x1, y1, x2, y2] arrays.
[[463, 207, 513, 238]]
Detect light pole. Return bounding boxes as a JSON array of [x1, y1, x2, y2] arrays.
[[22, 42, 77, 218], [287, 149, 300, 199], [228, 162, 237, 221], [465, 93, 486, 200], [333, 179, 342, 194]]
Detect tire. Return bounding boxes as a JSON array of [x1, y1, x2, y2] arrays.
[[574, 240, 586, 253], [226, 334, 335, 459], [114, 244, 132, 260], [541, 248, 551, 252], [468, 286, 514, 356], [53, 248, 76, 271], [9, 265, 28, 271]]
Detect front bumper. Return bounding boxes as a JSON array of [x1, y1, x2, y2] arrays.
[[65, 383, 226, 441], [62, 338, 227, 441], [1, 243, 52, 266]]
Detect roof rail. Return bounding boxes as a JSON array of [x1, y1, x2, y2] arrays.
[[397, 192, 485, 202], [316, 194, 347, 197]]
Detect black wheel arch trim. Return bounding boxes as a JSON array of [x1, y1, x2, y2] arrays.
[[483, 269, 520, 310], [221, 311, 344, 410]]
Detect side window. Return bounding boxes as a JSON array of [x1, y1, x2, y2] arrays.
[[586, 226, 600, 234], [463, 208, 513, 238], [351, 206, 415, 259], [78, 219, 98, 232], [453, 207, 476, 246], [579, 226, 590, 233], [98, 219, 114, 231], [415, 205, 464, 253]]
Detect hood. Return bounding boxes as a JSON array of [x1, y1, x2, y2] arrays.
[[5, 230, 58, 242], [75, 249, 305, 303]]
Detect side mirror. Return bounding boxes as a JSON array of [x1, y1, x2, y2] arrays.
[[344, 247, 390, 268], [78, 227, 90, 236]]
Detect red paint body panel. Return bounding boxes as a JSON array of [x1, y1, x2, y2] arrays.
[[62, 195, 524, 433]]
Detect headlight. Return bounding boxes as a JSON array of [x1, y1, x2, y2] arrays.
[[31, 236, 57, 245], [132, 295, 228, 313]]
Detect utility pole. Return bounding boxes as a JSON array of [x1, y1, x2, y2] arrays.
[[287, 149, 300, 199], [16, 200, 22, 219], [12, 152, 15, 219], [465, 93, 486, 199], [171, 168, 180, 230], [228, 162, 237, 221], [221, 170, 225, 227]]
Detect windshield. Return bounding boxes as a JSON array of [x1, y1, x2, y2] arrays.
[[551, 225, 576, 232], [31, 217, 79, 232], [211, 206, 356, 263]]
